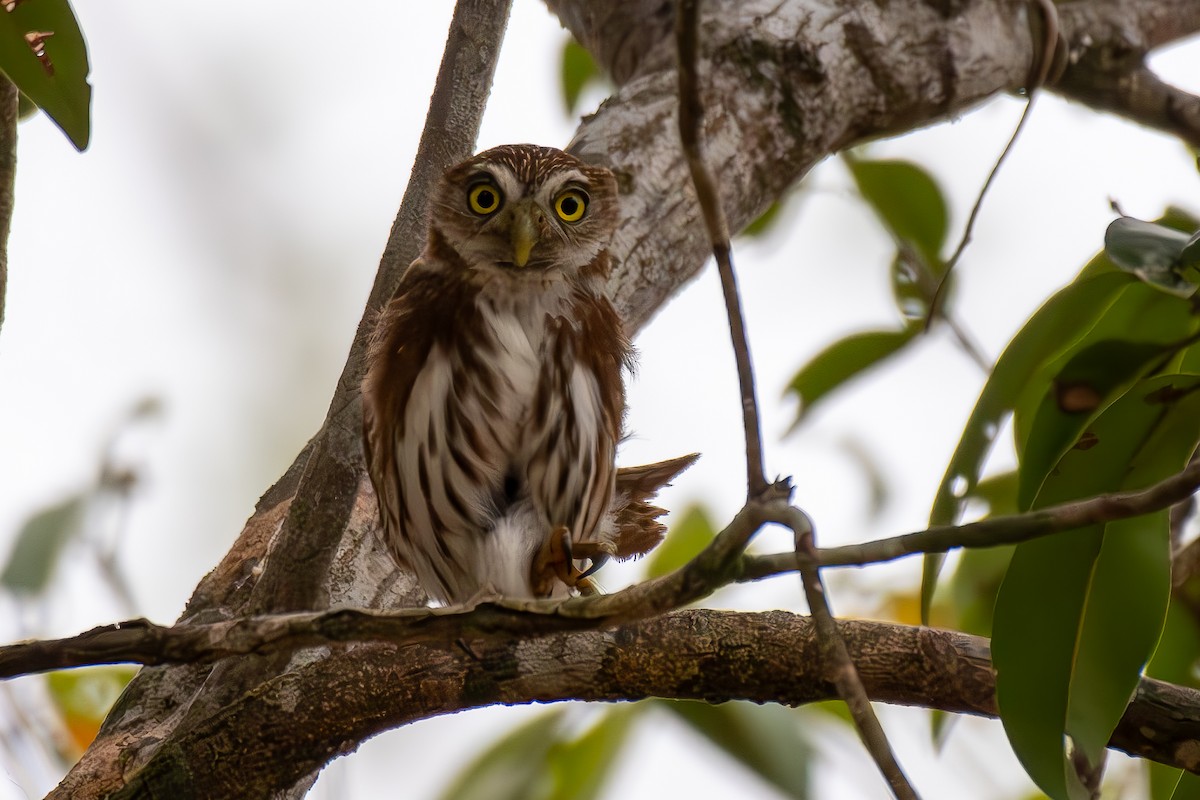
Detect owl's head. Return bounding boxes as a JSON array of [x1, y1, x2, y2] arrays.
[[430, 144, 619, 275]]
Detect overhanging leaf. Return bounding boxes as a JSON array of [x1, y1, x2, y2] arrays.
[[786, 326, 918, 426], [993, 375, 1200, 799], [0, 0, 91, 149], [922, 270, 1135, 621], [1105, 217, 1197, 297]]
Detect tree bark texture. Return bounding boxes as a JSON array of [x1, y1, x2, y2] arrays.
[[48, 0, 1200, 797]]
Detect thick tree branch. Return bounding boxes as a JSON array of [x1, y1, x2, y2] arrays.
[[27, 611, 1200, 797]]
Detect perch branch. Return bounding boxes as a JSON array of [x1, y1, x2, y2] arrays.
[[675, 0, 767, 498]]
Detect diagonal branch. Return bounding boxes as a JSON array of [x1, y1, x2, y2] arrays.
[[675, 0, 767, 499], [788, 508, 921, 800]]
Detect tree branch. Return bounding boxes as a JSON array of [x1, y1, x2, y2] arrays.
[[675, 0, 768, 499], [740, 456, 1200, 581], [0, 77, 17, 339], [22, 611, 1200, 797]]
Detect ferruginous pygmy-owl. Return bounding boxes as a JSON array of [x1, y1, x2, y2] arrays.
[[362, 144, 695, 604]]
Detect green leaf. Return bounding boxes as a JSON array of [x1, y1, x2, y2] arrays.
[[47, 666, 137, 753], [921, 270, 1135, 621], [993, 375, 1200, 799], [438, 711, 564, 800], [1169, 771, 1200, 800], [560, 38, 601, 115], [1105, 217, 1197, 297], [1, 493, 86, 595], [0, 0, 90, 149], [846, 157, 948, 267], [741, 199, 783, 239], [661, 700, 811, 798], [545, 708, 637, 800], [786, 326, 918, 425], [644, 505, 715, 579], [1015, 338, 1174, 510]]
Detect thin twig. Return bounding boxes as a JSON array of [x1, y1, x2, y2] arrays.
[[923, 0, 1062, 333], [787, 508, 921, 800], [0, 77, 18, 338], [738, 457, 1200, 581], [675, 0, 768, 498]]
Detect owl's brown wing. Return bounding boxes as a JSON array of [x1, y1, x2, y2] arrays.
[[527, 291, 631, 569], [361, 261, 475, 573]]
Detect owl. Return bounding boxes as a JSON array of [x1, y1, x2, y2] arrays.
[[362, 144, 693, 604]]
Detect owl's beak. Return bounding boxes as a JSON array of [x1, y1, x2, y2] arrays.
[[509, 203, 540, 268]]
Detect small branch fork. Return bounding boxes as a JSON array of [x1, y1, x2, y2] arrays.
[[675, 2, 919, 796]]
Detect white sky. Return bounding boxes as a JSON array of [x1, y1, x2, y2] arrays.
[[0, 2, 1198, 799]]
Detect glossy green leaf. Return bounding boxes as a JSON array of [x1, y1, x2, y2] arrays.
[[1015, 338, 1173, 510], [661, 700, 811, 798], [993, 375, 1200, 799], [1169, 771, 1200, 800], [644, 505, 715, 579], [438, 711, 564, 800], [560, 38, 602, 115], [1, 493, 86, 594], [921, 270, 1135, 621], [786, 326, 918, 425], [0, 0, 90, 149], [1105, 217, 1197, 297], [847, 157, 948, 266], [1146, 599, 1200, 798]]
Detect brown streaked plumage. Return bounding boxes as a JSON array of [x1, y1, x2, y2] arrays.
[[362, 144, 691, 603]]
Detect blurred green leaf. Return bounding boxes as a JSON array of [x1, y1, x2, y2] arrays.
[[1, 492, 87, 595], [560, 38, 602, 115], [786, 326, 918, 426], [0, 0, 90, 149], [440, 708, 637, 800], [47, 666, 137, 754], [645, 505, 715, 579], [993, 375, 1200, 799], [661, 700, 811, 798], [847, 157, 948, 267], [741, 199, 783, 239], [922, 270, 1135, 622], [546, 707, 637, 800], [438, 711, 564, 800]]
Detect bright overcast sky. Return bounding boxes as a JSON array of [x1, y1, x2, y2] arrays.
[[1, 3, 1199, 799]]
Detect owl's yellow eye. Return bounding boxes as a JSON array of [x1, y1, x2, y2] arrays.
[[468, 182, 503, 216], [554, 189, 588, 223]]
